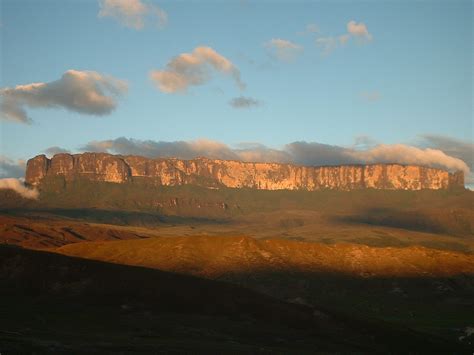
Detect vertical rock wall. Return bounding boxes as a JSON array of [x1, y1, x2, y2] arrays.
[[25, 153, 465, 191]]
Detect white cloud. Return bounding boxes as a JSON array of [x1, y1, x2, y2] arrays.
[[0, 70, 128, 124], [98, 0, 167, 30], [348, 144, 469, 174], [265, 38, 303, 62], [150, 46, 245, 93], [0, 178, 39, 199], [229, 96, 263, 109]]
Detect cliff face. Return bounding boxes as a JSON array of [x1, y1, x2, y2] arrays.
[[25, 153, 464, 191]]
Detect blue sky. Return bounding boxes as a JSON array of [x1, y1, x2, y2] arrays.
[[0, 0, 472, 177]]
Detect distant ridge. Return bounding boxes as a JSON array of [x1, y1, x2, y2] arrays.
[[26, 153, 464, 191]]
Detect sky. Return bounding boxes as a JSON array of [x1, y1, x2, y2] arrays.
[[0, 0, 472, 186]]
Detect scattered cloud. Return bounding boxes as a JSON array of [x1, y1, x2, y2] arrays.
[[79, 136, 470, 178], [98, 0, 167, 30], [43, 146, 71, 157], [297, 23, 319, 36], [303, 23, 319, 34], [0, 156, 26, 178], [265, 38, 303, 62], [347, 20, 373, 41], [360, 91, 381, 102], [315, 37, 339, 55], [316, 20, 373, 55], [229, 96, 263, 109], [0, 178, 39, 199], [0, 70, 128, 124], [150, 46, 245, 93]]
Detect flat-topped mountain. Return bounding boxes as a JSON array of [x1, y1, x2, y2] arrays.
[[26, 153, 464, 191]]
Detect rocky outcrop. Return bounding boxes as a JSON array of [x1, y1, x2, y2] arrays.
[[25, 153, 465, 191], [26, 153, 131, 185]]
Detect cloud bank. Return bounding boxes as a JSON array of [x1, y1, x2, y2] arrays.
[[0, 178, 39, 199], [419, 135, 473, 170], [150, 47, 245, 93], [0, 156, 26, 178], [265, 39, 303, 62], [418, 135, 474, 184], [44, 146, 72, 156], [0, 70, 128, 123], [79, 137, 469, 176], [229, 96, 263, 109], [98, 0, 167, 30]]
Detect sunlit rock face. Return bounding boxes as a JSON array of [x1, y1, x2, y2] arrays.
[[27, 153, 131, 185], [25, 154, 50, 186], [25, 153, 464, 190]]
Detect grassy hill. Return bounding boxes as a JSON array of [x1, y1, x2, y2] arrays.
[[2, 177, 473, 253]]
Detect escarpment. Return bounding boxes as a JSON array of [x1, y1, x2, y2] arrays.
[[25, 153, 465, 191]]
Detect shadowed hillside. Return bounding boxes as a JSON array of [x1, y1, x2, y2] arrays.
[[2, 245, 467, 353], [55, 235, 474, 344], [1, 182, 473, 350]]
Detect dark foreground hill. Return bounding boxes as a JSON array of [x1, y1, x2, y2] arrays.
[[55, 235, 474, 342], [1, 181, 474, 351], [2, 245, 468, 353]]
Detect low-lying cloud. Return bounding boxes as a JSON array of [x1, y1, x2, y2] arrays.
[[44, 146, 72, 156], [229, 96, 263, 109], [150, 46, 245, 93], [418, 135, 474, 185], [81, 137, 241, 160], [418, 135, 473, 170], [0, 70, 128, 124], [0, 156, 26, 178], [0, 178, 39, 199], [98, 0, 167, 30], [79, 136, 470, 176]]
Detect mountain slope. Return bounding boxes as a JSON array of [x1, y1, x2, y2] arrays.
[[55, 235, 474, 344], [3, 245, 466, 353], [57, 235, 474, 278]]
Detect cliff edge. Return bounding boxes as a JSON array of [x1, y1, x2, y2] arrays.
[[25, 153, 465, 191]]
